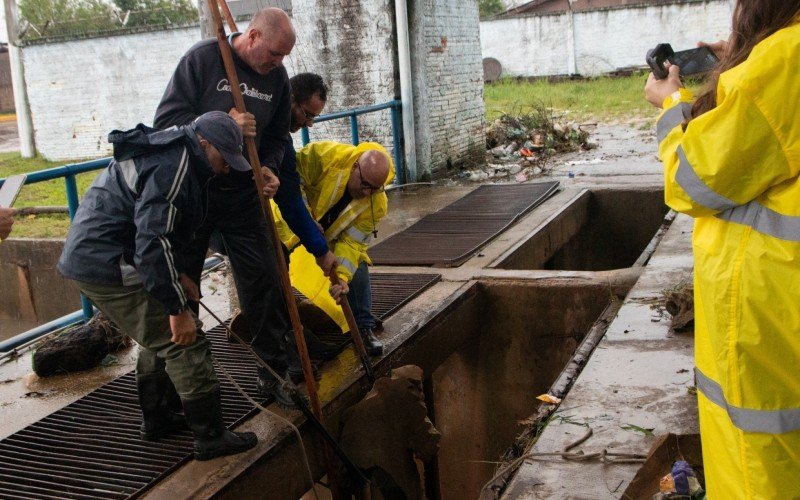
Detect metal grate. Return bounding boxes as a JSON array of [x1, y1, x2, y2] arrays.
[[0, 273, 441, 499], [370, 182, 559, 267]]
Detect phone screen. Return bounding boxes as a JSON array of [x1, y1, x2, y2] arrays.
[[669, 47, 719, 76]]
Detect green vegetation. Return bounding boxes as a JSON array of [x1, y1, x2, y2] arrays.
[[18, 0, 198, 41], [479, 0, 505, 19], [0, 152, 100, 238], [484, 73, 706, 124]]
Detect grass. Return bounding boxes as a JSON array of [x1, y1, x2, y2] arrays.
[[484, 72, 706, 124], [0, 152, 101, 238]]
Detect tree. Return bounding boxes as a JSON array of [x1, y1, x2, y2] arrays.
[[479, 0, 506, 19]]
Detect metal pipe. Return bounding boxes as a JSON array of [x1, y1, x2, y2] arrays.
[[394, 0, 417, 181], [390, 104, 403, 183], [349, 115, 359, 145], [0, 256, 224, 355], [0, 310, 86, 354], [0, 158, 111, 187], [4, 0, 35, 158], [300, 127, 310, 146]]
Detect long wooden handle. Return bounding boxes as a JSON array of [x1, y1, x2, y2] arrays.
[[204, 2, 343, 497], [329, 274, 375, 382]]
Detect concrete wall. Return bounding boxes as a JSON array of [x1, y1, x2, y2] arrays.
[[480, 0, 733, 77], [21, 27, 200, 160], [16, 1, 485, 179], [285, 0, 397, 153], [410, 0, 486, 179], [0, 239, 79, 339]]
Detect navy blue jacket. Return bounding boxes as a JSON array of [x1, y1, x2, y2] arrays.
[[58, 124, 213, 315], [273, 136, 328, 257]]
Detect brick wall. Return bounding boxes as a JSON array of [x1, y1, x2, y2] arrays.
[[410, 0, 486, 179], [480, 0, 733, 77]]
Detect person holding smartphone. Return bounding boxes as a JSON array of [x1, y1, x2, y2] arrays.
[[645, 2, 800, 497]]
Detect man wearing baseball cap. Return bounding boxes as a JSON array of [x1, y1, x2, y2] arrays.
[[59, 111, 258, 461]]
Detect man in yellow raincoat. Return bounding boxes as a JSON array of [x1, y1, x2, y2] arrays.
[[645, 5, 800, 497], [273, 141, 394, 356]]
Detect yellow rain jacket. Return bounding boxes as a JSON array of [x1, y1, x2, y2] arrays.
[[655, 22, 800, 499], [272, 141, 394, 331]]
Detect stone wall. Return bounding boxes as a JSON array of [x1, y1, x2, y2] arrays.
[[480, 0, 733, 77], [410, 0, 486, 179]]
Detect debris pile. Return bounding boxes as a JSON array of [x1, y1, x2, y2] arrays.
[[32, 314, 131, 377], [460, 104, 593, 183], [663, 281, 694, 332]]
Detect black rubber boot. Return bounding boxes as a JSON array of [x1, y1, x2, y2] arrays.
[[256, 367, 298, 408], [182, 390, 258, 461], [285, 359, 321, 385], [136, 373, 189, 442], [360, 328, 384, 357]]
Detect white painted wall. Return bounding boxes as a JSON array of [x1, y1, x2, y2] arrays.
[[480, 1, 733, 77], [22, 27, 200, 160]]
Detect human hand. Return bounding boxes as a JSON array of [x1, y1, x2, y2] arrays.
[[169, 310, 197, 345], [698, 40, 727, 60], [315, 251, 338, 277], [229, 108, 257, 138], [0, 208, 16, 240], [259, 166, 280, 198], [645, 64, 683, 109], [328, 278, 350, 304], [179, 273, 200, 302]]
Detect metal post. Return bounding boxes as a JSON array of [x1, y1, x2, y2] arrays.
[[65, 174, 94, 321], [390, 104, 403, 184], [349, 115, 359, 145], [301, 127, 310, 146]]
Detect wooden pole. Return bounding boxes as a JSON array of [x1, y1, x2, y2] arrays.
[[204, 2, 343, 497]]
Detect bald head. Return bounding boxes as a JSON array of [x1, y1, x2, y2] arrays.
[[235, 8, 295, 75], [348, 150, 390, 199], [251, 8, 296, 45]]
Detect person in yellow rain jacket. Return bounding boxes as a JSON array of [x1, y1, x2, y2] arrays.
[[273, 140, 394, 356], [645, 2, 800, 498]]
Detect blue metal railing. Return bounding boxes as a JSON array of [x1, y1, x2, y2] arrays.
[[301, 100, 405, 184], [0, 100, 405, 353]]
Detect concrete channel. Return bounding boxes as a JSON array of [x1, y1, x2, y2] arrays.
[[0, 181, 695, 499]]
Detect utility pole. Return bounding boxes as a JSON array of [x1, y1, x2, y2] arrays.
[[197, 0, 214, 38], [4, 0, 35, 157]]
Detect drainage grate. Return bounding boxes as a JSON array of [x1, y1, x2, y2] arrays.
[[0, 273, 440, 499], [370, 182, 559, 267]]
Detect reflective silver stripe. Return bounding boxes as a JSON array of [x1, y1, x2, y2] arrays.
[[717, 201, 800, 242], [338, 257, 357, 275], [118, 159, 139, 192], [345, 226, 371, 244], [657, 102, 692, 144], [162, 148, 189, 305], [695, 368, 800, 434], [675, 146, 738, 212]]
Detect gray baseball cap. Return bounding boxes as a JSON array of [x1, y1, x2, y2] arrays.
[[192, 111, 251, 172]]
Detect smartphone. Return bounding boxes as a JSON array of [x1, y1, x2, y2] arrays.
[[647, 43, 719, 79], [670, 46, 719, 77], [0, 174, 26, 208]]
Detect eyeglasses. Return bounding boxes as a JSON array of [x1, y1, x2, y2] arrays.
[[356, 161, 384, 193], [300, 104, 319, 122]]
